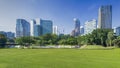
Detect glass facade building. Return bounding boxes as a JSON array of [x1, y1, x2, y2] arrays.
[[40, 19, 53, 35], [80, 26, 84, 35], [116, 27, 120, 36], [98, 5, 112, 29], [16, 19, 30, 37], [71, 18, 80, 36]]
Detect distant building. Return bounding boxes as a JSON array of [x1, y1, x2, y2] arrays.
[[0, 31, 15, 39], [98, 5, 112, 29], [30, 19, 36, 36], [35, 18, 42, 36], [115, 26, 120, 36], [53, 26, 58, 35], [71, 18, 80, 36], [6, 32, 15, 39], [80, 26, 84, 35], [71, 30, 76, 36], [0, 31, 7, 37], [84, 19, 97, 34], [34, 25, 41, 37], [40, 19, 53, 35], [16, 19, 30, 37]]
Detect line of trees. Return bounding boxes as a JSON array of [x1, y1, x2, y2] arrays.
[[0, 34, 7, 48], [1, 29, 120, 48]]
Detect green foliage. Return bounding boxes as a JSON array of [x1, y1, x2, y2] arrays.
[[107, 31, 115, 46], [15, 36, 35, 46], [0, 34, 7, 48], [113, 36, 120, 47], [39, 34, 58, 45], [77, 29, 113, 46], [14, 29, 116, 47], [0, 49, 120, 68]]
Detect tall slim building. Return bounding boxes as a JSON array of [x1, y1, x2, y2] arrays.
[[16, 19, 30, 37], [35, 18, 42, 36], [71, 18, 80, 36], [98, 5, 112, 29], [84, 19, 97, 35], [34, 25, 40, 37], [53, 26, 58, 35], [40, 19, 53, 35], [30, 19, 36, 36]]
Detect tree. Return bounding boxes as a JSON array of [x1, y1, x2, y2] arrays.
[[0, 34, 7, 48], [15, 36, 35, 46], [107, 31, 115, 46], [39, 34, 59, 45], [67, 37, 78, 45], [113, 36, 120, 47], [91, 29, 112, 46]]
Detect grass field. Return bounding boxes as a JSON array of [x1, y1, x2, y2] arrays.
[[0, 48, 120, 68]]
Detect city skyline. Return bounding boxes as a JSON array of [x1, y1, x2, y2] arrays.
[[0, 0, 120, 34]]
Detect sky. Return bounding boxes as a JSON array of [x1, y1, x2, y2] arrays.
[[0, 0, 120, 34]]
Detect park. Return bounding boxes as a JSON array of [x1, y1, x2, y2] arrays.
[[0, 29, 120, 68], [0, 48, 120, 68]]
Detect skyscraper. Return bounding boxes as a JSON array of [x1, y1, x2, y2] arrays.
[[40, 19, 53, 35], [72, 18, 80, 36], [16, 19, 30, 37], [84, 19, 97, 35], [53, 26, 58, 35], [34, 25, 40, 37], [71, 18, 80, 36], [98, 5, 112, 29], [30, 19, 36, 36], [35, 18, 42, 36]]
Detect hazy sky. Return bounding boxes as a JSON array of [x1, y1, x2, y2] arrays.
[[0, 0, 120, 34]]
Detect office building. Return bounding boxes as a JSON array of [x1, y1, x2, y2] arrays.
[[40, 19, 53, 35], [80, 26, 84, 35], [16, 19, 30, 37], [30, 19, 36, 36], [98, 5, 112, 29], [115, 26, 120, 36], [6, 32, 15, 39], [53, 26, 58, 35], [84, 19, 97, 34], [71, 18, 80, 36]]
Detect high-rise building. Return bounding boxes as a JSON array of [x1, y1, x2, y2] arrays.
[[115, 26, 120, 36], [71, 18, 80, 36], [74, 18, 80, 36], [40, 19, 53, 35], [16, 19, 30, 37], [35, 18, 42, 36], [30, 19, 36, 36], [53, 26, 58, 35], [84, 19, 97, 34], [98, 5, 112, 29], [34, 25, 41, 37], [80, 26, 84, 35]]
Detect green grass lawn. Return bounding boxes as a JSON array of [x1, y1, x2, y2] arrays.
[[0, 48, 120, 68]]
